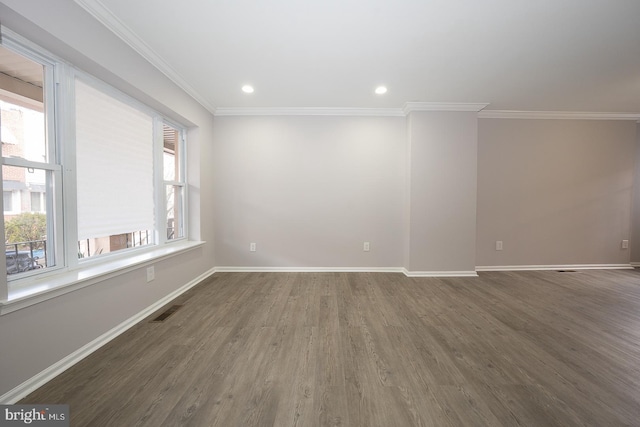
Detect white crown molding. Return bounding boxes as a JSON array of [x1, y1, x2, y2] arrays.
[[73, 0, 217, 114], [214, 107, 405, 117], [214, 104, 492, 117], [475, 264, 633, 272], [403, 102, 490, 115], [213, 105, 640, 120], [479, 110, 640, 121]]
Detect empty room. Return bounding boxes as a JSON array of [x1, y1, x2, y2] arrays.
[[1, 0, 640, 426]]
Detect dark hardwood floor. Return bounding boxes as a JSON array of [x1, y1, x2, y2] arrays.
[[22, 270, 640, 426]]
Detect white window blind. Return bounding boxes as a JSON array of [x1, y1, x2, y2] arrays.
[[75, 79, 155, 241]]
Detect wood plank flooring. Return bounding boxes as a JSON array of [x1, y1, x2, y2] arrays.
[[22, 270, 640, 426]]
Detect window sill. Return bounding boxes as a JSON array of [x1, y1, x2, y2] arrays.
[[0, 240, 205, 315]]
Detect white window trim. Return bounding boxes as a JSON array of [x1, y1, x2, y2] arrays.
[[68, 73, 190, 263], [158, 118, 188, 245], [0, 27, 198, 311], [1, 28, 64, 286]]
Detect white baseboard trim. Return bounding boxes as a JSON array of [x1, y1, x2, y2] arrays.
[[0, 267, 216, 404], [214, 266, 405, 273], [214, 267, 480, 277], [402, 269, 478, 277], [475, 264, 633, 272], [215, 264, 636, 275]]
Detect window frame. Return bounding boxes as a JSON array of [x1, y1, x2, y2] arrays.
[[1, 29, 65, 282], [66, 70, 189, 266], [0, 28, 193, 305], [71, 72, 157, 265], [157, 119, 188, 245]]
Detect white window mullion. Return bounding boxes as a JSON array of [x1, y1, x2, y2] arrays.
[[46, 59, 64, 271], [179, 128, 187, 240], [180, 130, 189, 240], [60, 65, 80, 269], [153, 116, 166, 246], [180, 130, 188, 240]]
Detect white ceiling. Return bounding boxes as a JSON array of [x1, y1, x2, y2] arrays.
[[77, 0, 640, 113]]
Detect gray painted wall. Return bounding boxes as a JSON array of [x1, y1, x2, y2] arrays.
[[405, 112, 478, 272], [0, 0, 215, 397], [212, 115, 405, 268], [477, 119, 636, 266], [631, 123, 640, 263]]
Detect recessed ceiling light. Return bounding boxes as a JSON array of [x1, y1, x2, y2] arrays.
[[375, 86, 388, 95], [242, 85, 254, 93]]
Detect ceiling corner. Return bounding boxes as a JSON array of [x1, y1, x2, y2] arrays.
[[73, 0, 217, 115]]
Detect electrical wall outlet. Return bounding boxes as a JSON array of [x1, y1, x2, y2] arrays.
[[363, 242, 370, 252], [496, 241, 503, 251], [146, 266, 155, 282], [622, 240, 629, 249], [250, 242, 256, 252]]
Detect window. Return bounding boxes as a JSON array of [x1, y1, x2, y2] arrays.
[[75, 79, 155, 259], [30, 191, 44, 212], [162, 123, 186, 241], [1, 42, 60, 277], [0, 30, 190, 292], [3, 191, 13, 212], [73, 79, 187, 260]]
